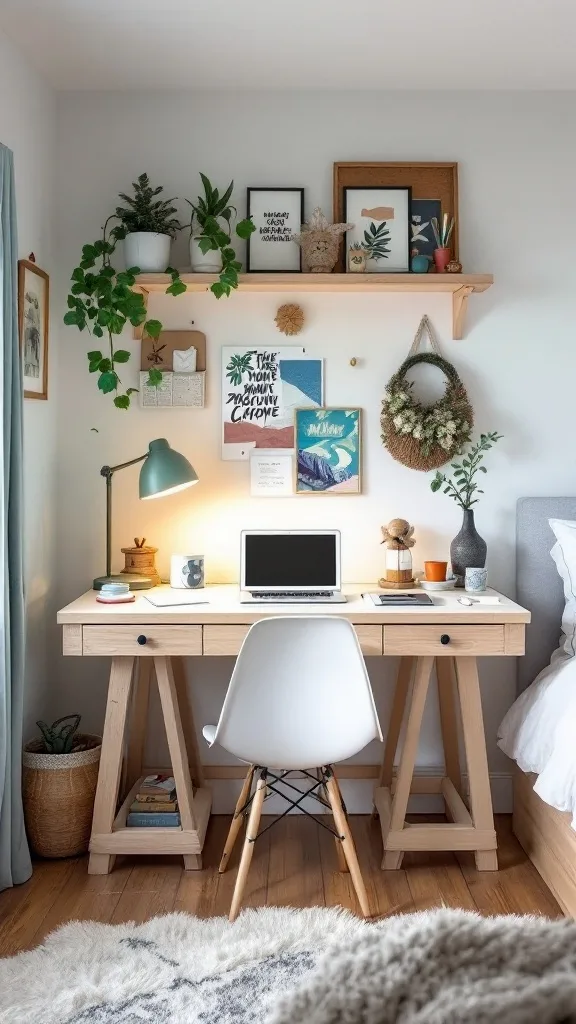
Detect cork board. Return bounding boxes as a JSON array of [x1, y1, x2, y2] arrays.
[[333, 162, 459, 270], [141, 330, 206, 372]]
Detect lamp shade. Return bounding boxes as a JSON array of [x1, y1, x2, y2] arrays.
[[139, 438, 198, 499]]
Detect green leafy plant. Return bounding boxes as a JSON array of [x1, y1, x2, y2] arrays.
[[64, 218, 186, 408], [186, 173, 255, 298], [430, 432, 503, 509], [36, 715, 82, 754], [225, 352, 254, 386], [362, 221, 391, 261], [115, 173, 181, 236]]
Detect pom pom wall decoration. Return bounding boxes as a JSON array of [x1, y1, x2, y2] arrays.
[[275, 303, 305, 336]]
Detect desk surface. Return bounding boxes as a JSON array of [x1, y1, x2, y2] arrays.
[[58, 584, 530, 626]]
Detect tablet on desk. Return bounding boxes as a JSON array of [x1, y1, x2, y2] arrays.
[[363, 592, 434, 607], [144, 590, 209, 608]]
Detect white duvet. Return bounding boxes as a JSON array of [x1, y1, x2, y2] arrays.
[[498, 651, 576, 828]]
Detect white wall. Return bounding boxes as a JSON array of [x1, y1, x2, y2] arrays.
[[0, 30, 57, 738], [53, 90, 575, 810]]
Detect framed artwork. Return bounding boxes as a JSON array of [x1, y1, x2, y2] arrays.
[[246, 187, 304, 271], [333, 162, 459, 271], [19, 259, 49, 400], [411, 198, 442, 261], [295, 408, 361, 495], [344, 187, 411, 273]]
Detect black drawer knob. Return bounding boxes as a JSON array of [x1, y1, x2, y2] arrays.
[[137, 634, 148, 646], [440, 634, 451, 645]]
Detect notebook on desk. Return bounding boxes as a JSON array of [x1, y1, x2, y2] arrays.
[[364, 592, 434, 607]]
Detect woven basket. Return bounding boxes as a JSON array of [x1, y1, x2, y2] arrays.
[[382, 353, 473, 472], [22, 734, 101, 858]]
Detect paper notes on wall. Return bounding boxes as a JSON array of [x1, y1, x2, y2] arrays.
[[250, 450, 294, 496], [173, 347, 197, 373], [140, 371, 205, 408]]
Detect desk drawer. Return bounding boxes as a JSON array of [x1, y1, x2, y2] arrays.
[[202, 624, 383, 657], [82, 625, 202, 657], [383, 624, 504, 656]]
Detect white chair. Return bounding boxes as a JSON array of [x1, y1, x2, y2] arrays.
[[202, 616, 383, 921]]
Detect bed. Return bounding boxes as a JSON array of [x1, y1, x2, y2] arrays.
[[504, 498, 576, 916]]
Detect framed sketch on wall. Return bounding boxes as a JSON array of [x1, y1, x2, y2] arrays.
[[246, 188, 304, 271], [19, 258, 49, 400], [344, 187, 411, 273]]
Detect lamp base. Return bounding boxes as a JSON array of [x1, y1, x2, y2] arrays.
[[93, 573, 154, 592]]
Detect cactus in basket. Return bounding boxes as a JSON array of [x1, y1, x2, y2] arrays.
[[36, 714, 82, 754]]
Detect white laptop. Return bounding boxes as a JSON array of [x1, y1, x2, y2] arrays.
[[239, 529, 347, 604]]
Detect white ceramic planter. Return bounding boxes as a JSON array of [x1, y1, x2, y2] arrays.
[[189, 236, 223, 273], [124, 232, 171, 273]]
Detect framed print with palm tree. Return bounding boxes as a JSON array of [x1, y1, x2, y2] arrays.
[[343, 187, 411, 273]]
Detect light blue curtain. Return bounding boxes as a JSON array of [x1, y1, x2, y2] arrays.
[[0, 144, 31, 889]]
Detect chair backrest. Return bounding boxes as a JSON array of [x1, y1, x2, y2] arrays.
[[212, 616, 383, 770]]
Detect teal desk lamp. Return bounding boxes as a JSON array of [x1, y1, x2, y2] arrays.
[[94, 438, 198, 591]]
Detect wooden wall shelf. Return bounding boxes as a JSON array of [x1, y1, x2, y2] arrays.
[[134, 273, 493, 340]]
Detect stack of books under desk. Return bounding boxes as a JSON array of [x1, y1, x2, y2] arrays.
[[127, 774, 180, 828]]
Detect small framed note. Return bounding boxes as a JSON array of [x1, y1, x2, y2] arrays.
[[246, 188, 304, 272], [250, 450, 294, 497]]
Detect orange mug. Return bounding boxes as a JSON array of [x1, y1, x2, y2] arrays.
[[424, 561, 448, 582]]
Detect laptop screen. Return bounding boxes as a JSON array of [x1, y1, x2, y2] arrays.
[[243, 532, 339, 590]]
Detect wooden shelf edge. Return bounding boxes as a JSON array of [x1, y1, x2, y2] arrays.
[[133, 272, 493, 340]]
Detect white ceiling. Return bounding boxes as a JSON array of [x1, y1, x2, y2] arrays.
[[1, 0, 575, 91]]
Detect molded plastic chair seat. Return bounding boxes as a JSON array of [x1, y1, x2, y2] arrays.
[[202, 616, 382, 921]]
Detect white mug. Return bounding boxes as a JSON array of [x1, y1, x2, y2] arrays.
[[465, 567, 488, 593], [170, 554, 205, 589]]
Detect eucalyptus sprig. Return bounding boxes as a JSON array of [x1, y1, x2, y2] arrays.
[[64, 219, 185, 409], [430, 432, 502, 510], [187, 173, 255, 297]]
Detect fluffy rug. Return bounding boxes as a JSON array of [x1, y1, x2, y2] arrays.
[[271, 908, 576, 1024], [0, 906, 365, 1024]]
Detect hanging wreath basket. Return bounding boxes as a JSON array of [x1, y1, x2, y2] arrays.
[[381, 317, 473, 472]]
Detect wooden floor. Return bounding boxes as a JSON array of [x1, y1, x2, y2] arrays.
[[0, 814, 561, 957]]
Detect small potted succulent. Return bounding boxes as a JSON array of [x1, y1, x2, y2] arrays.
[[116, 172, 181, 272], [186, 173, 255, 295], [348, 241, 367, 273], [22, 715, 102, 858]]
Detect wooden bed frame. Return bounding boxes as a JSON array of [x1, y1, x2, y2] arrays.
[[513, 498, 576, 917]]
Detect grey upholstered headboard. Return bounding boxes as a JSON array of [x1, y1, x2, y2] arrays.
[[517, 497, 576, 692]]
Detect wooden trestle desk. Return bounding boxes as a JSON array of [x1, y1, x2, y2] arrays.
[[57, 585, 529, 874]]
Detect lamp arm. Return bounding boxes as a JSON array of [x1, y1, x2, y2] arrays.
[[99, 454, 147, 579]]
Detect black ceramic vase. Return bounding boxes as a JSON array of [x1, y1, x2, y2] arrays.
[[450, 509, 487, 588]]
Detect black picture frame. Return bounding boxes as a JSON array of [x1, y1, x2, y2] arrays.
[[246, 187, 305, 272], [343, 186, 412, 273]]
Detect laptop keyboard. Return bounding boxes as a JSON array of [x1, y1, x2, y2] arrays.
[[254, 591, 333, 600]]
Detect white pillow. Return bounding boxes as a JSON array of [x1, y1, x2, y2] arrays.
[[549, 518, 576, 657]]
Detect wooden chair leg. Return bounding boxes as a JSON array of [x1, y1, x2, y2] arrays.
[[229, 770, 267, 922], [219, 765, 255, 873], [325, 771, 371, 918], [89, 657, 135, 875], [383, 656, 434, 870], [436, 657, 462, 796], [454, 657, 498, 870], [322, 771, 348, 871]]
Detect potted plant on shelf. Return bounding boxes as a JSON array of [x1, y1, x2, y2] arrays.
[[115, 172, 181, 272], [430, 431, 502, 587], [22, 715, 101, 858], [186, 173, 255, 297], [64, 216, 185, 408]]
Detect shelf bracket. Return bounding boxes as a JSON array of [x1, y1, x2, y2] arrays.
[[452, 285, 474, 341], [133, 286, 149, 340]]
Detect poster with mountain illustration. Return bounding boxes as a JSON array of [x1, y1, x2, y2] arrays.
[[295, 408, 361, 494], [222, 346, 323, 460]]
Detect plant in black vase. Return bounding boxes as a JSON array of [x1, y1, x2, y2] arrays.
[[430, 431, 502, 587]]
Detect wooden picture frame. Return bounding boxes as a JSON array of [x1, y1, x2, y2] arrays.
[[333, 162, 459, 272], [246, 187, 305, 272], [19, 259, 49, 400], [295, 408, 361, 495]]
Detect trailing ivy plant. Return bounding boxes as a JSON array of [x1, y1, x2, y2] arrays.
[[64, 219, 186, 409], [430, 431, 503, 509], [115, 172, 181, 236], [186, 173, 255, 297]]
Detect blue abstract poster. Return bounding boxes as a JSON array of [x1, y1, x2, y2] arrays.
[[295, 408, 361, 494]]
